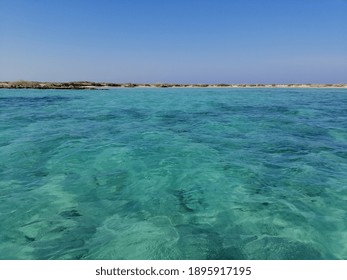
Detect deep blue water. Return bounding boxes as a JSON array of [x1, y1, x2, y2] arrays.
[[0, 88, 346, 259]]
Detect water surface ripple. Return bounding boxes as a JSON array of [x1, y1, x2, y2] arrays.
[[0, 88, 346, 259]]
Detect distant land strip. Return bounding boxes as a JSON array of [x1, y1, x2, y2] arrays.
[[0, 81, 346, 90]]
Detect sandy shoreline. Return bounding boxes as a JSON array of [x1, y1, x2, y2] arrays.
[[0, 81, 346, 90]]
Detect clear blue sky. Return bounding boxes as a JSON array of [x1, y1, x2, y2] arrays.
[[1, 0, 346, 83]]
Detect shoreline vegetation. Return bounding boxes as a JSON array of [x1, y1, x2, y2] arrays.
[[0, 80, 346, 90]]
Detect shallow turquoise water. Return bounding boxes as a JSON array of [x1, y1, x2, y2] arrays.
[[0, 88, 346, 259]]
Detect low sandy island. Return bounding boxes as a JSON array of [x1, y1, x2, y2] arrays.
[[0, 81, 346, 90]]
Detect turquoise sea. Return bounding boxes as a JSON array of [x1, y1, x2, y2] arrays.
[[0, 88, 346, 259]]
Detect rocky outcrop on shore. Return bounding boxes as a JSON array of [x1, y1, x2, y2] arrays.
[[0, 81, 114, 90], [0, 81, 346, 90]]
